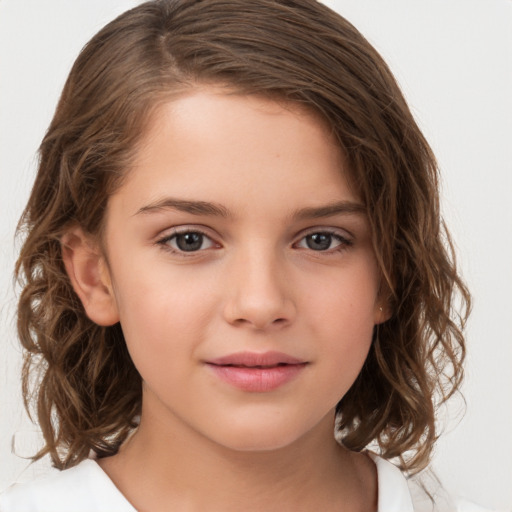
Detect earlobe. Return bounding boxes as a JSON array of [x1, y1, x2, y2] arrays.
[[374, 303, 392, 325], [61, 227, 120, 326], [374, 278, 393, 325]]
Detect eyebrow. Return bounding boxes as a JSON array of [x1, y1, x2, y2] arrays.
[[136, 198, 230, 218], [292, 200, 366, 220], [135, 197, 366, 219]]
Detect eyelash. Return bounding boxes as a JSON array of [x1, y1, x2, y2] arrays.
[[156, 228, 353, 256]]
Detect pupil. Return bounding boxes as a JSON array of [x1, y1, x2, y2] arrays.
[[307, 233, 331, 251], [176, 232, 203, 251]]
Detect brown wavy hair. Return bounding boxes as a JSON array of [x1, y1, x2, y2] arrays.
[[16, 0, 470, 473]]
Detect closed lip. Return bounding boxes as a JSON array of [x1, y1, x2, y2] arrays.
[[204, 351, 308, 392], [205, 351, 307, 368]]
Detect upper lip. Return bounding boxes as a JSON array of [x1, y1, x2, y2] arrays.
[[206, 351, 306, 367]]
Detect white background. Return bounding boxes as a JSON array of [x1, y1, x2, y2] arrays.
[[1, 1, 511, 510]]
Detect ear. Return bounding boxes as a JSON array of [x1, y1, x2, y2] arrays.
[[374, 303, 392, 325], [61, 227, 120, 326], [374, 275, 394, 325]]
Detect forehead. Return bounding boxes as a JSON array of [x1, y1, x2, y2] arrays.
[[108, 89, 360, 221], [138, 87, 339, 157]]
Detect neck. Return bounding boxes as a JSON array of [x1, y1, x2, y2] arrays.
[[99, 401, 376, 512]]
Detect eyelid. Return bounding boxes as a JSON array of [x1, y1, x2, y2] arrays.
[[295, 226, 354, 241], [155, 224, 218, 240]]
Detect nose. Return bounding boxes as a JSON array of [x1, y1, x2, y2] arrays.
[[222, 248, 296, 331]]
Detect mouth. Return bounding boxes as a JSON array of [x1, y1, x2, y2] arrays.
[[205, 351, 308, 392]]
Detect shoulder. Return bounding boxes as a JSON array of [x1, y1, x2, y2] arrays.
[[369, 453, 496, 512], [369, 453, 415, 512], [408, 470, 497, 512], [0, 459, 135, 512]]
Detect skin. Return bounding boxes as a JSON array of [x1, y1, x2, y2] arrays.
[[63, 89, 388, 511]]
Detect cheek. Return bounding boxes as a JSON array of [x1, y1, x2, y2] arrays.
[[302, 263, 378, 392], [305, 258, 380, 331], [110, 262, 219, 373]]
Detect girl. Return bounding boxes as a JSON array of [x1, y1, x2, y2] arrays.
[[1, 0, 475, 510]]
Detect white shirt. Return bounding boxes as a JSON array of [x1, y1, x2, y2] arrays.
[[0, 455, 492, 512]]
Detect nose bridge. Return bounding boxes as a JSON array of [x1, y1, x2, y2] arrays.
[[224, 239, 295, 329]]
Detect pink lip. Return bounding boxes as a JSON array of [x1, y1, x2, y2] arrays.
[[205, 351, 308, 392]]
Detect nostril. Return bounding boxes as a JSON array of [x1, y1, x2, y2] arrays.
[[223, 291, 296, 330]]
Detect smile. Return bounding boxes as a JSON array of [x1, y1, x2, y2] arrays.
[[205, 351, 308, 392]]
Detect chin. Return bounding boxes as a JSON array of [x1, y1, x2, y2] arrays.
[[208, 419, 323, 454], [225, 436, 297, 453]]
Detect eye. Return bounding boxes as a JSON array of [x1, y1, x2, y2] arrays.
[[295, 231, 352, 252], [159, 230, 217, 253]]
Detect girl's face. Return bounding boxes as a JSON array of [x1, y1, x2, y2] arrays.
[[99, 89, 386, 451]]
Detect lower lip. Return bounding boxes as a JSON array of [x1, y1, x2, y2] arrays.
[[206, 363, 307, 392]]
